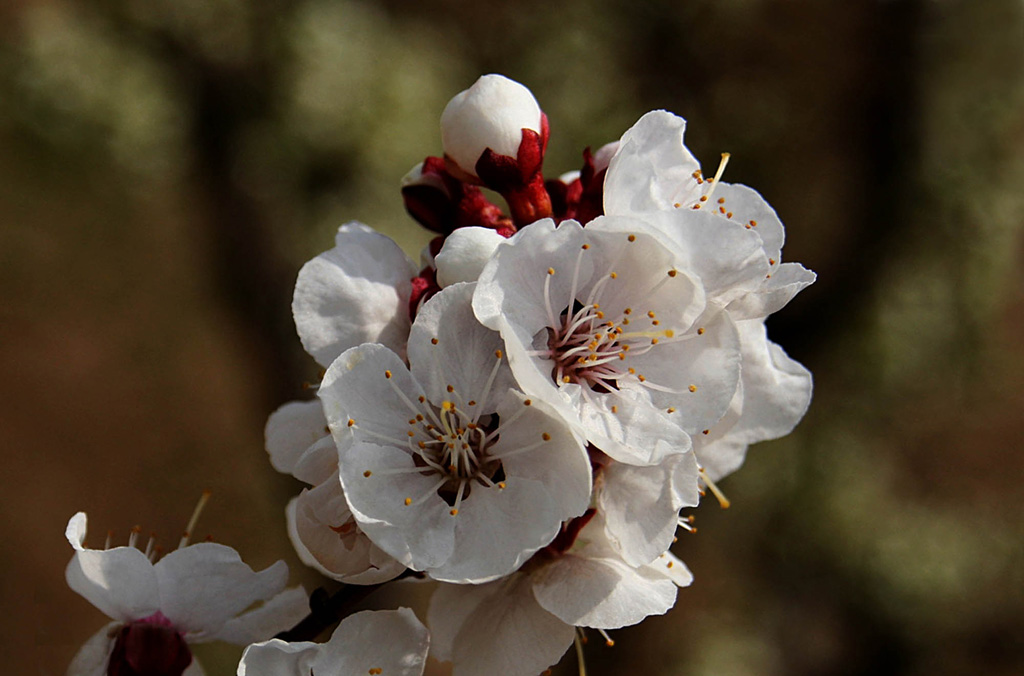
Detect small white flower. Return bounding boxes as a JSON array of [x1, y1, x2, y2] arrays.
[[473, 216, 742, 465], [237, 608, 429, 676], [319, 283, 591, 583], [440, 74, 542, 180], [65, 512, 307, 676]]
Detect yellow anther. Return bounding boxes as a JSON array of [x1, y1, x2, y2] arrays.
[[542, 433, 551, 441], [498, 482, 506, 489], [347, 419, 356, 427], [627, 234, 636, 242], [431, 337, 438, 345], [363, 470, 372, 477], [667, 407, 676, 413], [547, 267, 555, 275], [495, 349, 503, 359], [404, 497, 412, 506], [609, 272, 618, 279], [697, 327, 705, 335], [689, 385, 698, 393], [450, 509, 459, 516], [668, 269, 678, 277], [384, 370, 392, 379]]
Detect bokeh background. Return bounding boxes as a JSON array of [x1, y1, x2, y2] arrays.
[[3, 0, 1022, 674]]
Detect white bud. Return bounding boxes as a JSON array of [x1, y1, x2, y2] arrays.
[[440, 74, 542, 178], [592, 141, 620, 174], [434, 226, 504, 287]]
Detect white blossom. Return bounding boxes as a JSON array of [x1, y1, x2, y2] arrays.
[[473, 216, 742, 465], [319, 282, 591, 583], [237, 608, 429, 676]]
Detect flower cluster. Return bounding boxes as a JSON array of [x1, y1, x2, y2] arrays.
[[66, 74, 812, 676]]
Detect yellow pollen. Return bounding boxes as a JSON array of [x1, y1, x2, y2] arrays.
[[431, 337, 438, 345], [347, 419, 356, 427], [624, 308, 632, 314], [689, 385, 698, 393], [468, 400, 476, 406], [749, 220, 758, 226], [596, 311, 605, 319], [416, 414, 424, 421], [699, 195, 708, 202], [665, 329, 675, 338], [628, 367, 636, 374], [384, 370, 392, 379], [667, 407, 676, 413], [667, 560, 674, 568], [524, 399, 532, 406], [609, 272, 618, 279], [702, 429, 710, 435], [647, 311, 656, 318], [404, 497, 412, 506], [769, 258, 776, 265], [717, 197, 725, 204], [697, 327, 705, 335], [668, 269, 678, 277], [542, 433, 551, 441], [450, 509, 459, 516], [651, 338, 659, 344], [363, 470, 372, 477], [692, 204, 701, 209], [562, 376, 571, 383], [582, 243, 590, 250], [407, 431, 415, 437], [638, 374, 646, 382], [652, 320, 660, 326], [719, 206, 727, 214], [674, 202, 681, 208], [547, 267, 555, 275], [498, 482, 506, 489], [418, 395, 426, 403], [627, 234, 636, 242], [611, 405, 618, 413], [442, 401, 454, 411], [727, 212, 733, 218], [418, 441, 426, 449], [446, 384, 454, 393], [408, 419, 416, 425]]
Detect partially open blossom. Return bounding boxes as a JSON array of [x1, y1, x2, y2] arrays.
[[440, 74, 542, 181], [319, 283, 591, 583], [293, 222, 418, 366], [65, 513, 307, 676], [237, 608, 429, 676]]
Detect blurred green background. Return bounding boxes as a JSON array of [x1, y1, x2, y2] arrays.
[[2, 0, 1022, 674]]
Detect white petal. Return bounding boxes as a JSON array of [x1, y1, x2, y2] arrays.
[[641, 208, 769, 305], [339, 441, 455, 571], [427, 476, 558, 583], [65, 514, 160, 623], [293, 222, 416, 367], [290, 434, 339, 486], [154, 544, 288, 635], [644, 550, 694, 588], [431, 577, 575, 676], [264, 400, 328, 476], [697, 321, 812, 481], [315, 608, 429, 676], [578, 392, 692, 466], [707, 182, 785, 263], [408, 282, 516, 413], [493, 391, 591, 520], [66, 622, 118, 676], [603, 110, 700, 216], [598, 457, 688, 566], [318, 344, 427, 450], [209, 586, 309, 646], [237, 639, 319, 676], [532, 553, 676, 629], [726, 262, 817, 319], [435, 227, 505, 287], [626, 309, 742, 434]]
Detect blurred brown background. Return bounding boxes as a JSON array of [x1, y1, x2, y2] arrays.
[[2, 0, 1022, 674]]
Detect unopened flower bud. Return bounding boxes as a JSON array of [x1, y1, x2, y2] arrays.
[[440, 74, 542, 180]]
